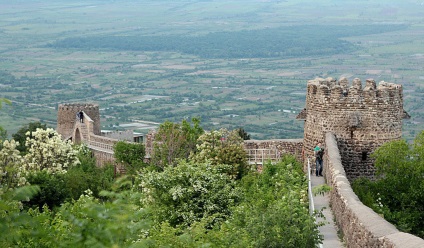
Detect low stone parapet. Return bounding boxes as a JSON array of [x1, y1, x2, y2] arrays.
[[324, 132, 424, 248], [243, 139, 303, 161]]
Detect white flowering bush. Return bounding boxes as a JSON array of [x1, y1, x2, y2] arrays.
[[0, 139, 27, 191], [137, 161, 241, 228], [24, 128, 80, 174], [191, 128, 248, 179]]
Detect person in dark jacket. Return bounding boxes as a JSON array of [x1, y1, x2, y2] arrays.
[[314, 143, 324, 176]]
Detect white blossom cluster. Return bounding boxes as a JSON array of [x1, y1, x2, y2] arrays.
[[24, 128, 80, 174], [0, 139, 27, 191], [193, 128, 244, 163]]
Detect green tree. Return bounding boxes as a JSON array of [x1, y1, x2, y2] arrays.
[[24, 171, 69, 210], [113, 141, 146, 175], [0, 140, 27, 191], [218, 157, 322, 247], [0, 180, 148, 248], [191, 128, 248, 179], [152, 118, 204, 168], [141, 156, 322, 248], [353, 131, 424, 238], [137, 161, 240, 228], [237, 127, 251, 140], [24, 128, 79, 174], [12, 121, 47, 154], [23, 145, 115, 211], [65, 145, 115, 200]]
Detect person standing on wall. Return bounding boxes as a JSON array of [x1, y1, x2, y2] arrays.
[[314, 142, 324, 176], [79, 110, 84, 123]]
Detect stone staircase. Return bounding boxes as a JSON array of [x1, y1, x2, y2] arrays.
[[78, 123, 90, 142]]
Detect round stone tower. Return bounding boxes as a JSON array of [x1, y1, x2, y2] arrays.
[[57, 103, 101, 139], [297, 77, 406, 180]]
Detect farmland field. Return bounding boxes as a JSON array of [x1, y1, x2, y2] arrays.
[[0, 0, 423, 140]]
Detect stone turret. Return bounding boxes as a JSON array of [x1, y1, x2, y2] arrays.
[[57, 103, 101, 139], [297, 77, 408, 181]]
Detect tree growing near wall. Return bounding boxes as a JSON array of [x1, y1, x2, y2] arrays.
[[0, 180, 148, 248], [137, 161, 240, 229], [141, 156, 322, 247], [0, 154, 322, 247], [190, 128, 248, 179], [353, 131, 424, 238], [113, 141, 146, 175], [152, 118, 203, 168], [24, 128, 79, 174], [237, 127, 250, 140], [12, 122, 47, 154], [0, 140, 27, 191]]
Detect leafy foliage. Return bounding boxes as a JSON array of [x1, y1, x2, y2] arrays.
[[152, 118, 203, 168], [218, 157, 321, 247], [24, 171, 69, 210], [64, 146, 115, 200], [24, 145, 115, 210], [0, 154, 322, 247], [114, 141, 146, 175], [24, 128, 80, 174], [12, 121, 47, 154], [0, 139, 27, 191], [142, 156, 322, 247], [353, 131, 424, 238], [137, 161, 240, 228], [191, 128, 248, 179], [0, 180, 148, 248], [237, 127, 251, 140]]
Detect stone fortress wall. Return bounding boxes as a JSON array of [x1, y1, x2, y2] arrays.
[[102, 130, 134, 142], [324, 132, 424, 248], [57, 103, 116, 166], [57, 103, 101, 139], [56, 75, 424, 247], [243, 139, 303, 162], [298, 77, 406, 181]]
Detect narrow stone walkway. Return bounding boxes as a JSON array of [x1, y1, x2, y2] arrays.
[[312, 174, 345, 248]]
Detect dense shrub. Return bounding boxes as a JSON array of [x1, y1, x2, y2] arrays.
[[137, 161, 241, 228], [190, 128, 248, 179], [353, 131, 424, 238], [142, 156, 322, 247], [113, 141, 146, 175]]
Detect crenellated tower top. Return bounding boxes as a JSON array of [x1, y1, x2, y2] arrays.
[[57, 103, 101, 139], [298, 77, 408, 181], [305, 77, 403, 107]]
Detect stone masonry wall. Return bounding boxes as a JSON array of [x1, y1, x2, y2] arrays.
[[144, 129, 156, 158], [92, 149, 115, 167], [57, 103, 101, 139], [102, 130, 134, 142], [89, 134, 118, 146], [300, 77, 404, 181], [324, 132, 424, 248], [243, 139, 303, 161], [144, 129, 303, 162]]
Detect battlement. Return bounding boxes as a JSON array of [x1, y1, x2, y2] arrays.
[[58, 103, 99, 111], [306, 77, 403, 105], [300, 76, 406, 181], [57, 103, 101, 138]]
